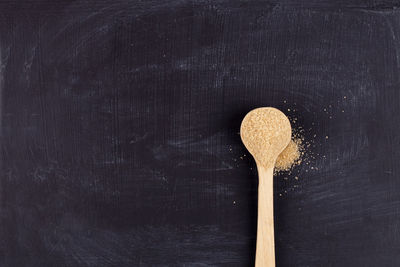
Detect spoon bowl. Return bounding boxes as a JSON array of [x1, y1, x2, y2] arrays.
[[241, 107, 292, 168]]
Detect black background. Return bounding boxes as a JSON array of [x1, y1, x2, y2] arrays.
[[1, 1, 400, 266]]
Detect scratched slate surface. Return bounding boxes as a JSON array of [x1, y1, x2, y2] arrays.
[[1, 0, 400, 266]]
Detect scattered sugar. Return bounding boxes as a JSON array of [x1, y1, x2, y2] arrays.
[[275, 137, 303, 172], [273, 115, 318, 176]]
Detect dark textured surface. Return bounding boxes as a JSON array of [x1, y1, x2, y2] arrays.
[[1, 1, 400, 266]]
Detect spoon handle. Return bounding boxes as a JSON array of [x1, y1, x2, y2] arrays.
[[255, 165, 275, 267]]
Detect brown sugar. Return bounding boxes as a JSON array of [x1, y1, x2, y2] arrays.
[[240, 107, 292, 169], [275, 137, 303, 172]]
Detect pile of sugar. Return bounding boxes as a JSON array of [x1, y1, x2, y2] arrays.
[[274, 125, 306, 173], [275, 137, 303, 172]]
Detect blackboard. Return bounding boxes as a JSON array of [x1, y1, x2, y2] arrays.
[[1, 1, 400, 266]]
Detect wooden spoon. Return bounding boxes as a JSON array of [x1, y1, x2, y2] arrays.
[[240, 107, 292, 267]]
